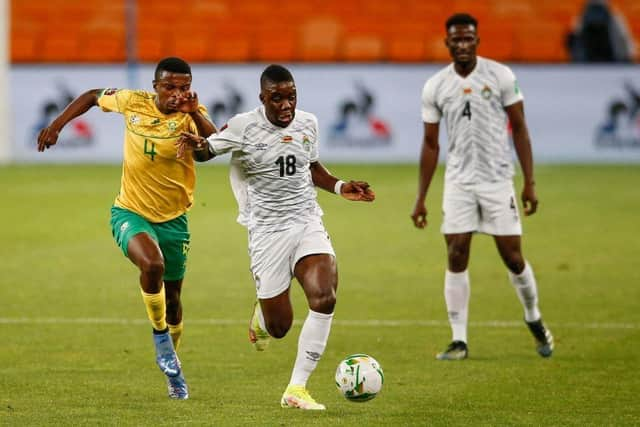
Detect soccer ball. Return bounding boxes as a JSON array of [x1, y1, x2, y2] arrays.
[[335, 354, 384, 402]]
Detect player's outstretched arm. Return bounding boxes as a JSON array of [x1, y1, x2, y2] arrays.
[[310, 161, 375, 202], [37, 89, 102, 152]]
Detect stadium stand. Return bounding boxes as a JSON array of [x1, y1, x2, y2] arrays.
[[9, 0, 639, 63]]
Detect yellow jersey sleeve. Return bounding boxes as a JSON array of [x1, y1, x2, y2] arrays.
[[97, 88, 133, 113]]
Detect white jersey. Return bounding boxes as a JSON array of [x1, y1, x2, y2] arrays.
[[208, 106, 323, 232], [421, 56, 524, 184]]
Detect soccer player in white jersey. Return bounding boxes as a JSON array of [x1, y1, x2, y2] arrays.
[[411, 13, 553, 360], [177, 64, 375, 409]]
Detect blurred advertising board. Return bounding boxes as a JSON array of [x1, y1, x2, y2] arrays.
[[10, 64, 640, 164]]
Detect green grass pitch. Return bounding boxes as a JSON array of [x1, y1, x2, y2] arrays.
[[1, 164, 639, 426]]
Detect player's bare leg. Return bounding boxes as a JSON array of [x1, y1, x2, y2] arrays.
[[437, 233, 472, 360], [494, 235, 553, 357]]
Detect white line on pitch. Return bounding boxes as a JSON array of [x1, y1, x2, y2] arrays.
[[0, 317, 638, 330]]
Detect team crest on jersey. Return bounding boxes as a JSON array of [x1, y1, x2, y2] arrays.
[[129, 114, 140, 125], [302, 135, 312, 151], [481, 86, 492, 99], [167, 121, 177, 131], [280, 135, 293, 143]]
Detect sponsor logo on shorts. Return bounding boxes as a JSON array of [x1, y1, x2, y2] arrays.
[[120, 222, 129, 232]]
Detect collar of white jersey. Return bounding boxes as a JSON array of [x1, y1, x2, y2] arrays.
[[450, 56, 485, 79]]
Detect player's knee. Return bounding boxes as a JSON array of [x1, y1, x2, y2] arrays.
[[448, 252, 468, 271], [501, 249, 525, 273], [447, 243, 468, 263], [505, 257, 525, 274], [266, 320, 291, 339], [309, 291, 336, 314], [139, 257, 165, 280]]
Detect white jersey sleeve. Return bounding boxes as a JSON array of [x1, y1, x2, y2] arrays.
[[497, 64, 524, 107], [421, 78, 442, 123], [309, 114, 320, 162], [208, 114, 248, 155], [229, 153, 249, 226]]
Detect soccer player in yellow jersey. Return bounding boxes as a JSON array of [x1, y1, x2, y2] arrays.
[[37, 57, 216, 400]]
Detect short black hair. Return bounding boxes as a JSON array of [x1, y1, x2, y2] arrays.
[[155, 57, 191, 81], [445, 13, 478, 31], [260, 64, 294, 88]]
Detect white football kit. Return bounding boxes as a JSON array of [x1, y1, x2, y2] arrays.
[[421, 56, 525, 235], [208, 106, 334, 298]]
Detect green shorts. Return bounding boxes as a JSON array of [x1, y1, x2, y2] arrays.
[[110, 206, 190, 281]]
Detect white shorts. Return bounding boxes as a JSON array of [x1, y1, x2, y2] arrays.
[[441, 180, 522, 236], [248, 219, 335, 299]]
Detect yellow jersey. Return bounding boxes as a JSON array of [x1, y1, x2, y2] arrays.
[[97, 88, 209, 223]]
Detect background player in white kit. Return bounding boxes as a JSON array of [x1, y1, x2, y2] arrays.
[[177, 65, 375, 409], [411, 13, 553, 360]]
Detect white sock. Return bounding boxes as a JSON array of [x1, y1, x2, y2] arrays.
[[444, 270, 470, 343], [289, 310, 334, 387], [509, 261, 541, 322]]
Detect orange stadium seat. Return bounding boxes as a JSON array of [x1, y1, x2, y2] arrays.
[[162, 24, 215, 62], [514, 22, 570, 62], [10, 0, 635, 63], [341, 35, 384, 62], [10, 29, 41, 63], [253, 27, 297, 62], [205, 27, 252, 62], [81, 37, 126, 62], [384, 20, 430, 62], [80, 17, 126, 62], [298, 17, 342, 62], [387, 38, 428, 62], [136, 36, 169, 63], [41, 34, 83, 63]]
